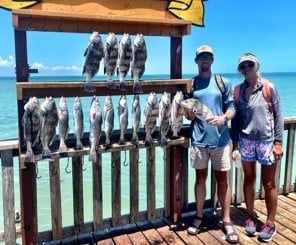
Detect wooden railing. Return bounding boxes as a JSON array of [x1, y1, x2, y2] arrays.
[[1, 117, 295, 244]]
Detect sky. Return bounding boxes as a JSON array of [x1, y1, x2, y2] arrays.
[[0, 0, 296, 77]]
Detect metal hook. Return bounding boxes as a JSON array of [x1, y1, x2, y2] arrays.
[[36, 163, 41, 179], [123, 150, 128, 167], [65, 157, 71, 174], [82, 156, 86, 171]]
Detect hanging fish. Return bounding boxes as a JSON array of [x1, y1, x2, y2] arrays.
[[73, 97, 84, 150], [159, 92, 171, 147], [144, 92, 159, 146], [117, 33, 133, 91], [104, 33, 118, 90], [22, 97, 41, 163], [82, 31, 104, 93], [171, 91, 184, 139], [40, 97, 58, 160], [89, 96, 102, 162], [103, 95, 114, 149], [58, 96, 69, 153], [131, 33, 147, 94], [118, 95, 128, 145], [131, 94, 141, 146]]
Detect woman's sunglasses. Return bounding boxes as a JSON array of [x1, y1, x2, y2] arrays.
[[239, 62, 254, 70]]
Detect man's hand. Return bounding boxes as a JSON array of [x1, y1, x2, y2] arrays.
[[184, 108, 197, 121], [207, 115, 226, 126]]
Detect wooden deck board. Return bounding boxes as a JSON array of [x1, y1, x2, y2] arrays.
[[91, 194, 296, 245]]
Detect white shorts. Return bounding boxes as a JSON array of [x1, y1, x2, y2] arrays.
[[190, 145, 231, 171]]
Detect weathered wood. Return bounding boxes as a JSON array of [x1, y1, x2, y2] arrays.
[[284, 123, 295, 194], [93, 154, 103, 230], [112, 152, 121, 226], [49, 158, 63, 240], [14, 30, 29, 82], [170, 36, 182, 79], [19, 161, 38, 244], [16, 80, 191, 100], [72, 156, 84, 234], [1, 150, 16, 245], [147, 147, 156, 220], [129, 149, 139, 222], [164, 146, 171, 218], [12, 1, 191, 36], [169, 146, 183, 222]]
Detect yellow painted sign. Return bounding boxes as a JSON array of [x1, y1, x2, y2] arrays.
[[0, 0, 39, 10], [168, 0, 205, 26], [0, 0, 204, 26]]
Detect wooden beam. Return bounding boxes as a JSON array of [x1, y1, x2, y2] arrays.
[[16, 79, 191, 100]]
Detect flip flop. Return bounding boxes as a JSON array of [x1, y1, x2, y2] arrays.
[[223, 221, 239, 244], [187, 215, 203, 235]]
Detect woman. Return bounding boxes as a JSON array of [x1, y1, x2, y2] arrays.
[[231, 53, 284, 242]]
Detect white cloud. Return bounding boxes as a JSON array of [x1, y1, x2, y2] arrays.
[[31, 62, 80, 73], [0, 55, 14, 67]]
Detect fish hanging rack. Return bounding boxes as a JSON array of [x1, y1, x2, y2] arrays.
[[12, 8, 191, 36]]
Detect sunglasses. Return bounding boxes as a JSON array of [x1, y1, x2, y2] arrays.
[[197, 53, 213, 61], [239, 62, 254, 70]]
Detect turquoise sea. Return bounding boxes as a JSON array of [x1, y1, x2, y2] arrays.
[[0, 73, 295, 234]]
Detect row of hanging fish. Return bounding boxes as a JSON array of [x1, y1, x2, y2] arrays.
[[83, 32, 147, 94], [22, 91, 185, 164]]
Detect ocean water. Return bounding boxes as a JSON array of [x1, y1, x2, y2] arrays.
[[0, 73, 295, 233]]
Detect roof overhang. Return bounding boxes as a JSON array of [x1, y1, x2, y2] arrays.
[[12, 1, 191, 36]]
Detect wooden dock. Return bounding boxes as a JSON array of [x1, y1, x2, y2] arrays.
[[56, 193, 296, 245]]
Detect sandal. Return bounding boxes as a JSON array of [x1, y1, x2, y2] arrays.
[[187, 215, 203, 235], [223, 221, 239, 244]]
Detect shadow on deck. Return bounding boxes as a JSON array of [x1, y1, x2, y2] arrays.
[[54, 193, 296, 245]]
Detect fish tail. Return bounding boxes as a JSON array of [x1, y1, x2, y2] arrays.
[[25, 149, 35, 163], [75, 139, 83, 150], [145, 133, 153, 146], [58, 140, 68, 153], [84, 82, 96, 93], [107, 81, 116, 89], [118, 137, 125, 145], [42, 148, 53, 161], [133, 82, 143, 94], [119, 81, 127, 92], [160, 136, 168, 148], [89, 146, 97, 162]]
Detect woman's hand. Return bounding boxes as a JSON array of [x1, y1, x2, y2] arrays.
[[272, 142, 283, 160]]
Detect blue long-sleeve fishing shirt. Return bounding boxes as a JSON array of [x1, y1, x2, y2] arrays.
[[190, 75, 235, 148]]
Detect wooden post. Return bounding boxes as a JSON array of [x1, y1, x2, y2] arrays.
[[14, 30, 29, 82], [283, 123, 295, 194], [72, 156, 84, 234], [130, 149, 139, 222], [147, 147, 156, 220], [170, 37, 182, 79], [111, 152, 121, 226], [20, 162, 38, 244], [1, 149, 16, 245], [93, 154, 103, 230], [49, 159, 62, 240], [169, 146, 184, 222]]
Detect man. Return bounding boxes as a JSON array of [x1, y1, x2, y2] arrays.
[[185, 45, 239, 244]]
